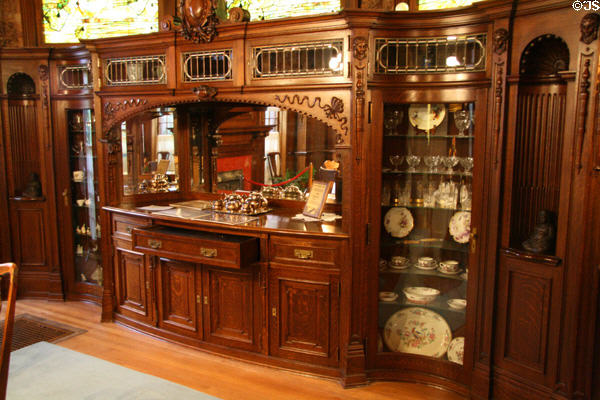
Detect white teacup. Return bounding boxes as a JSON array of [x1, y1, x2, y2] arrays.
[[417, 256, 436, 269], [439, 260, 460, 274], [390, 256, 409, 266]]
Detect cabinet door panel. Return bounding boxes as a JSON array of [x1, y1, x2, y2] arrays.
[[114, 248, 154, 324], [156, 258, 202, 337], [269, 269, 339, 367], [203, 267, 261, 352]]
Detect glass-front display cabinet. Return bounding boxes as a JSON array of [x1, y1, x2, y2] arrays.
[[372, 94, 484, 384], [68, 109, 102, 286]]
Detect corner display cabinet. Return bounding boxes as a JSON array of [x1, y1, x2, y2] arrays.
[[0, 1, 589, 399]]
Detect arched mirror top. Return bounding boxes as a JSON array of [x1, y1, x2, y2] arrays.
[[113, 101, 343, 206], [6, 73, 36, 97]]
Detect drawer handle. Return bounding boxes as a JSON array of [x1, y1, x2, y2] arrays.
[[148, 239, 162, 249], [294, 249, 313, 260], [126, 227, 132, 234], [201, 247, 218, 258]]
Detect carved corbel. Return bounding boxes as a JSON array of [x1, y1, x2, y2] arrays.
[[193, 85, 218, 99]]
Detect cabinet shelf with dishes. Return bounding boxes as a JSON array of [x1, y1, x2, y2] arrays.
[[374, 99, 476, 375]]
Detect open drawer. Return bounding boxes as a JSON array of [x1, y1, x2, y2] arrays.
[[132, 226, 259, 269]]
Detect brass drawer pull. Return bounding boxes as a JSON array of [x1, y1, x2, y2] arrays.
[[148, 239, 162, 249], [294, 249, 313, 260], [126, 227, 132, 234], [201, 247, 218, 258]]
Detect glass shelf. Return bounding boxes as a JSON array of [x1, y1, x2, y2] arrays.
[[381, 237, 469, 253], [383, 169, 472, 177], [384, 134, 475, 139], [382, 204, 467, 212], [380, 266, 467, 281]]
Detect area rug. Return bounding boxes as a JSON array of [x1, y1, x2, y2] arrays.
[[0, 314, 86, 351], [7, 342, 220, 399]]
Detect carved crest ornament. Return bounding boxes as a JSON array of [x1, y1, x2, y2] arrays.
[[175, 0, 220, 43], [580, 12, 600, 44]]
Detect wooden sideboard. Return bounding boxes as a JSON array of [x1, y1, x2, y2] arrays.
[[106, 206, 347, 377]]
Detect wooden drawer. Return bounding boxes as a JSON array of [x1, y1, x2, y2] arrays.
[[112, 214, 151, 239], [133, 226, 259, 269], [269, 235, 343, 269]]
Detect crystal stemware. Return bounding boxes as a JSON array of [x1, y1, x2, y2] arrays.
[[442, 155, 459, 173], [389, 155, 404, 171], [423, 155, 441, 173], [454, 110, 472, 136], [459, 157, 474, 173], [406, 155, 421, 172]]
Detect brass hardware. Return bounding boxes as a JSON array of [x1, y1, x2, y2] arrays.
[[272, 307, 277, 317], [62, 189, 69, 207], [196, 294, 201, 304], [470, 228, 478, 254], [294, 249, 313, 260], [145, 281, 150, 290], [595, 166, 600, 172], [126, 227, 132, 234], [203, 296, 208, 305], [148, 239, 162, 249], [200, 247, 217, 258]]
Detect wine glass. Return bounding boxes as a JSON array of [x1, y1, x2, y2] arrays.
[[423, 155, 441, 173], [389, 155, 404, 171], [460, 157, 474, 174], [454, 110, 472, 136], [406, 155, 421, 172], [442, 155, 459, 173]]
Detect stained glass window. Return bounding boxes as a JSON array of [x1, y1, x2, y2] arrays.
[[418, 0, 486, 10], [226, 0, 340, 21], [42, 0, 159, 43]]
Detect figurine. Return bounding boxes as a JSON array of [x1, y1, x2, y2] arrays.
[[522, 210, 555, 254], [22, 172, 42, 198]]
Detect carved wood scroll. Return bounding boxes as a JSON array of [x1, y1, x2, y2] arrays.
[[274, 95, 348, 144]]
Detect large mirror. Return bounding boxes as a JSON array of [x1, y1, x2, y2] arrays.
[[115, 102, 340, 202]]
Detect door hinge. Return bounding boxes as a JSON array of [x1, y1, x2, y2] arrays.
[[196, 294, 201, 304], [203, 296, 208, 305], [145, 281, 150, 290], [272, 307, 277, 317]]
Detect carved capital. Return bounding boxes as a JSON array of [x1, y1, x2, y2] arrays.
[[581, 13, 600, 44], [38, 65, 49, 81], [193, 85, 218, 98], [493, 28, 509, 55], [353, 36, 368, 61]]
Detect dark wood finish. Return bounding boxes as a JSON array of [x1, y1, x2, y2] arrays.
[[269, 235, 343, 270], [269, 266, 340, 367], [133, 226, 259, 269], [155, 257, 202, 337], [0, 263, 18, 400], [202, 265, 262, 352], [113, 248, 155, 325]]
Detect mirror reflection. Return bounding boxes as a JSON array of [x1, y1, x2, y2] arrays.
[[121, 107, 178, 195], [118, 103, 340, 202]]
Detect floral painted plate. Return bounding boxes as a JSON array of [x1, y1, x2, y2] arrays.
[[449, 211, 471, 243], [384, 207, 414, 238], [447, 336, 465, 365], [383, 307, 452, 357], [408, 104, 446, 131]]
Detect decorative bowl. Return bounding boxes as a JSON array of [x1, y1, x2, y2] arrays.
[[403, 286, 440, 304], [379, 291, 399, 302]]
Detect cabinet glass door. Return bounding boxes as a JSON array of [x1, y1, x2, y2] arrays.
[[378, 102, 474, 365], [68, 109, 102, 286]]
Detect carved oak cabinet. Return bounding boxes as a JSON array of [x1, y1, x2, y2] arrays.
[[1, 0, 599, 398]]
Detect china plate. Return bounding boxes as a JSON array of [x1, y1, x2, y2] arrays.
[[383, 307, 452, 357], [408, 104, 446, 131], [447, 337, 465, 365], [449, 211, 471, 243], [384, 207, 414, 238]]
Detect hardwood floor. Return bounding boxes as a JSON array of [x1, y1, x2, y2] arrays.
[[11, 299, 464, 400]]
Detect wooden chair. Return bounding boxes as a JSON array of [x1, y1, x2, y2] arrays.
[[0, 263, 17, 400]]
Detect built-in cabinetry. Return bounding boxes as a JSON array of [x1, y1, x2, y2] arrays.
[[1, 1, 599, 398]]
